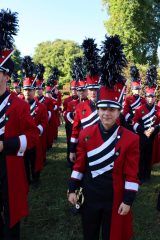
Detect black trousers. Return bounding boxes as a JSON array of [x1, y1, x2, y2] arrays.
[[81, 202, 112, 240], [24, 148, 40, 185], [0, 180, 20, 240], [139, 134, 155, 181], [65, 123, 74, 169]]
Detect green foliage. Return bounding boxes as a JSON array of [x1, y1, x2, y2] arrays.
[[102, 0, 160, 64], [33, 39, 83, 87], [11, 46, 22, 76]]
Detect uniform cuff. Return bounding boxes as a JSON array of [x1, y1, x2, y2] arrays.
[[68, 178, 81, 193], [123, 190, 137, 206]]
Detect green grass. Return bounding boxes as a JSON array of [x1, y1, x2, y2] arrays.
[[21, 124, 160, 240]]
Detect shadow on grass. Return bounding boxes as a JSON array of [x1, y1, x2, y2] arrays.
[[21, 158, 83, 240]]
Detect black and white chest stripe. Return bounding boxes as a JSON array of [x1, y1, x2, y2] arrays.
[[142, 105, 156, 129], [130, 96, 141, 114], [39, 96, 45, 103], [30, 100, 37, 117], [0, 94, 11, 138], [81, 110, 99, 129], [87, 126, 120, 178]]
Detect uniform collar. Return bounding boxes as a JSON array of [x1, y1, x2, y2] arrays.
[[99, 122, 118, 135], [29, 99, 35, 105], [146, 103, 155, 111], [0, 90, 10, 104]]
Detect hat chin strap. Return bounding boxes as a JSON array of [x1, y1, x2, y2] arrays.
[[0, 49, 14, 69], [118, 85, 126, 103]]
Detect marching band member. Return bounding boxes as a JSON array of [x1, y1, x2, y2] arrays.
[[68, 35, 140, 240], [133, 65, 160, 182]]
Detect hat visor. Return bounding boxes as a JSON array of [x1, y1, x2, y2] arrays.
[[132, 86, 141, 90], [77, 86, 86, 91], [96, 100, 121, 109], [23, 86, 35, 90], [70, 87, 77, 90], [35, 86, 43, 89], [86, 84, 99, 89], [145, 93, 156, 97]]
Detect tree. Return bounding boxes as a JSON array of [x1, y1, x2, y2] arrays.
[[33, 39, 83, 86], [11, 46, 22, 74], [102, 0, 160, 64]]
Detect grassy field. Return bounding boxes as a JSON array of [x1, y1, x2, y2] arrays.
[[21, 124, 160, 240]]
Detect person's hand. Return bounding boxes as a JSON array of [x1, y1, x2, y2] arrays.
[[68, 193, 77, 205], [0, 141, 4, 152], [69, 152, 76, 162], [118, 202, 130, 215], [148, 127, 154, 135], [144, 129, 151, 138]]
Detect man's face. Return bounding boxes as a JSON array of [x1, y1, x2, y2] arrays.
[[36, 89, 43, 97], [88, 88, 97, 102], [0, 72, 7, 90], [78, 89, 88, 99], [71, 89, 78, 96], [23, 88, 35, 101], [15, 87, 21, 94], [146, 96, 156, 106], [98, 107, 120, 129]]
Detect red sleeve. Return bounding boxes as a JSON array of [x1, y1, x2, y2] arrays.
[[124, 134, 140, 189], [123, 97, 131, 121], [123, 134, 140, 205], [71, 130, 87, 180], [132, 107, 143, 133], [70, 105, 81, 152], [37, 103, 48, 135], [19, 102, 39, 152]]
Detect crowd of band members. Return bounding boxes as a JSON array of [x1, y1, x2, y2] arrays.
[[1, 59, 160, 240], [63, 71, 160, 183]]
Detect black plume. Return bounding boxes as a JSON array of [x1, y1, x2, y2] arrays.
[[47, 75, 55, 87], [51, 67, 60, 80], [145, 65, 157, 87], [0, 9, 19, 51], [21, 56, 34, 78], [71, 57, 85, 81], [35, 63, 45, 80], [82, 38, 100, 76], [100, 35, 127, 88], [130, 66, 140, 82]]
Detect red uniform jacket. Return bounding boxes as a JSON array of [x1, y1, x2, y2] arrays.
[[123, 95, 145, 123], [63, 95, 73, 113], [37, 95, 56, 149], [30, 99, 48, 171], [70, 123, 139, 240], [1, 92, 38, 227], [64, 98, 80, 124], [70, 99, 99, 152], [52, 97, 59, 139], [132, 103, 160, 134]]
